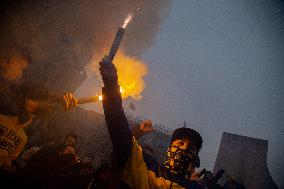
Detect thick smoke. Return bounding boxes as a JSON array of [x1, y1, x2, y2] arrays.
[[0, 0, 172, 92]]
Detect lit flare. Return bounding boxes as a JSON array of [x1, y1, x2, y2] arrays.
[[122, 13, 133, 29], [98, 95, 103, 101]]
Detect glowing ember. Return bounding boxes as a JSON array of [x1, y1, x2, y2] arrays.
[[97, 88, 122, 102], [122, 13, 133, 29], [98, 95, 103, 101], [120, 87, 124, 94]]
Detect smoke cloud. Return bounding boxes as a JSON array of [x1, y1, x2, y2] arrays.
[[0, 0, 172, 93]]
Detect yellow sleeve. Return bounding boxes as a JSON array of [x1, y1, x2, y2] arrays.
[[123, 137, 150, 189], [123, 137, 185, 189], [10, 132, 27, 161], [148, 171, 185, 189], [0, 114, 28, 169]]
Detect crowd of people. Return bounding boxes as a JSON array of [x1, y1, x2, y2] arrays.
[[0, 51, 246, 189]]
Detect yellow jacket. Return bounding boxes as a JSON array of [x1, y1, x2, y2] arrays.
[[123, 137, 184, 189], [0, 114, 30, 170]]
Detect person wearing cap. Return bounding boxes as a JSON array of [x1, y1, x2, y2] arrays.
[[99, 55, 204, 189]]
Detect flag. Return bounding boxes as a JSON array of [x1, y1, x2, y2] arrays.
[[129, 101, 136, 111]]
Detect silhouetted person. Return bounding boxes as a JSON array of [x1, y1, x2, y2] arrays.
[[0, 51, 78, 173], [55, 133, 78, 154], [25, 144, 82, 189], [90, 163, 114, 189], [80, 153, 96, 189], [201, 169, 225, 189], [99, 55, 205, 189]]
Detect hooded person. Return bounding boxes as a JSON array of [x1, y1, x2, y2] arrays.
[[99, 55, 205, 189]]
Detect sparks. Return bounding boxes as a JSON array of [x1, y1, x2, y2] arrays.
[[122, 13, 134, 29]]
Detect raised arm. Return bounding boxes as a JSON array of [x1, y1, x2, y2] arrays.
[[131, 120, 153, 140], [99, 56, 132, 168], [0, 77, 78, 117]]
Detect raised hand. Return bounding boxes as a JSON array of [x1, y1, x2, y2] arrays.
[[190, 169, 204, 182], [63, 92, 78, 110], [99, 55, 118, 87], [139, 120, 154, 134], [132, 120, 154, 139]]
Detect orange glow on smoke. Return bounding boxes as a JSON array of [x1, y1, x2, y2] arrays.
[[114, 52, 148, 99], [1, 55, 29, 81], [89, 51, 148, 100]]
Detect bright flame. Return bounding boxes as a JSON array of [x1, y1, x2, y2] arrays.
[[120, 87, 124, 94], [96, 87, 124, 102], [98, 95, 103, 101], [114, 52, 148, 99], [89, 51, 148, 100], [122, 13, 133, 29]]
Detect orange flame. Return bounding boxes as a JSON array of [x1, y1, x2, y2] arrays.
[[89, 51, 148, 100], [96, 87, 129, 101], [98, 94, 103, 101], [114, 52, 148, 99], [119, 87, 124, 94], [122, 13, 133, 29]]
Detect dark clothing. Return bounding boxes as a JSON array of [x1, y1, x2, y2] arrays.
[[80, 162, 96, 189], [0, 77, 26, 116], [142, 149, 204, 189], [102, 83, 204, 189], [0, 167, 22, 188], [23, 145, 58, 188], [24, 145, 82, 189], [52, 153, 82, 189], [102, 85, 132, 169], [0, 76, 48, 116]]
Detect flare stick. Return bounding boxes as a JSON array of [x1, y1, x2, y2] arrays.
[[108, 27, 125, 61], [77, 96, 100, 104]]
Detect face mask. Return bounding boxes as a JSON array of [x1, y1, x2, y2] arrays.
[[164, 144, 196, 179]]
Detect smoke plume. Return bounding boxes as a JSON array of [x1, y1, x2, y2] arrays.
[[0, 0, 172, 95]]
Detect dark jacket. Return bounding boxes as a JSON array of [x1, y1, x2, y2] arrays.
[[0, 76, 48, 116], [102, 84, 204, 189]]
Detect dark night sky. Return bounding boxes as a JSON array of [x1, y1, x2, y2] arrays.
[[77, 0, 284, 187]]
